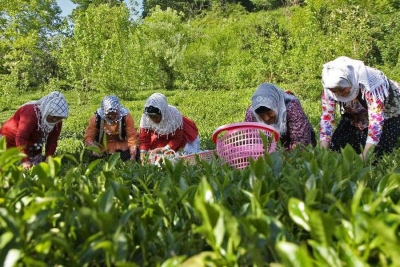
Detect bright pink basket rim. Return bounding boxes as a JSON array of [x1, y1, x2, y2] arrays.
[[212, 122, 280, 144]]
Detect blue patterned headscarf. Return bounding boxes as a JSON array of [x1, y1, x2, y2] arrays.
[[251, 83, 296, 135], [97, 95, 129, 124]]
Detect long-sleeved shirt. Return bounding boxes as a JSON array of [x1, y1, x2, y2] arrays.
[[84, 113, 137, 153], [0, 104, 62, 162], [245, 99, 315, 150], [139, 116, 198, 151], [319, 86, 386, 145]]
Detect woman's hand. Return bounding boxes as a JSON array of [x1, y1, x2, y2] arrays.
[[150, 147, 164, 154], [140, 151, 147, 166], [360, 143, 374, 161], [22, 161, 32, 170], [320, 140, 330, 149], [130, 147, 137, 161], [150, 145, 171, 154], [92, 151, 102, 157]]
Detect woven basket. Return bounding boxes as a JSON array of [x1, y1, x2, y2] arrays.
[[179, 150, 216, 165], [212, 122, 280, 169]]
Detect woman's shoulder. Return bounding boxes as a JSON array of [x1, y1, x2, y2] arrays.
[[286, 98, 306, 113], [18, 104, 36, 116], [285, 97, 301, 107]]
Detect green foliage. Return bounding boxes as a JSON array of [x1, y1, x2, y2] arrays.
[[59, 4, 133, 96], [134, 6, 190, 90], [0, 0, 64, 92], [250, 0, 282, 11], [2, 135, 400, 266]]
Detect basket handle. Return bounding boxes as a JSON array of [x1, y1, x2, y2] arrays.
[[212, 122, 280, 143]]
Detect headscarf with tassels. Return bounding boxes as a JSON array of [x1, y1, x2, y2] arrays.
[[23, 91, 69, 136], [322, 56, 389, 103], [140, 93, 183, 136], [251, 83, 296, 135]]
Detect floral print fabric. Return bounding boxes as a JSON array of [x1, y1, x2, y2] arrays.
[[320, 81, 400, 145], [245, 99, 316, 150]]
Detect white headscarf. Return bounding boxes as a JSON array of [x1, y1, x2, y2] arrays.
[[322, 56, 389, 102], [251, 83, 296, 135], [23, 91, 69, 134], [140, 93, 183, 136], [96, 95, 129, 125]]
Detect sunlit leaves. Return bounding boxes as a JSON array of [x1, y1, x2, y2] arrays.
[[288, 198, 311, 231], [276, 242, 313, 267], [2, 135, 400, 266]]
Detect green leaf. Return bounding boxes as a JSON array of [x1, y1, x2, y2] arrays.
[[351, 183, 365, 216], [31, 162, 50, 179], [309, 211, 334, 246], [4, 249, 21, 267], [161, 255, 187, 267], [93, 240, 113, 251], [288, 198, 310, 231], [378, 173, 400, 196], [46, 156, 61, 178], [276, 242, 313, 267], [0, 147, 25, 171], [105, 152, 120, 171], [250, 156, 267, 180], [85, 158, 102, 176], [308, 240, 342, 266], [180, 252, 217, 267], [0, 232, 13, 250], [114, 231, 128, 261], [98, 188, 114, 213]]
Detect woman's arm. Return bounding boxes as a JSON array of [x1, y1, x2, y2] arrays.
[[166, 128, 184, 151], [286, 100, 313, 149], [125, 113, 138, 159], [319, 90, 336, 148], [363, 89, 385, 158], [139, 127, 151, 151], [84, 115, 98, 146], [45, 121, 62, 157], [15, 105, 39, 162], [244, 105, 257, 122]]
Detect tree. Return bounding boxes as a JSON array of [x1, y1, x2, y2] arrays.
[[0, 0, 65, 91], [142, 0, 211, 18], [59, 4, 133, 95]]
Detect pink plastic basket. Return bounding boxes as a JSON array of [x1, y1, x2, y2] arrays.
[[212, 122, 280, 169]]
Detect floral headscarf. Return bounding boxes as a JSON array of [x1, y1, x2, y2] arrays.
[[140, 93, 183, 136], [23, 91, 69, 134], [251, 83, 296, 135], [322, 56, 389, 102], [96, 95, 129, 125]]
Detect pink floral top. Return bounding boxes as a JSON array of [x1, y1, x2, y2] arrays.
[[320, 86, 386, 145]]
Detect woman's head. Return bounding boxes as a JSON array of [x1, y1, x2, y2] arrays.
[[42, 92, 69, 124], [97, 95, 129, 124], [140, 92, 183, 136], [144, 105, 162, 123], [322, 57, 360, 102], [143, 93, 168, 123], [41, 91, 69, 118], [254, 106, 276, 125], [25, 91, 69, 134], [251, 83, 293, 134]]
